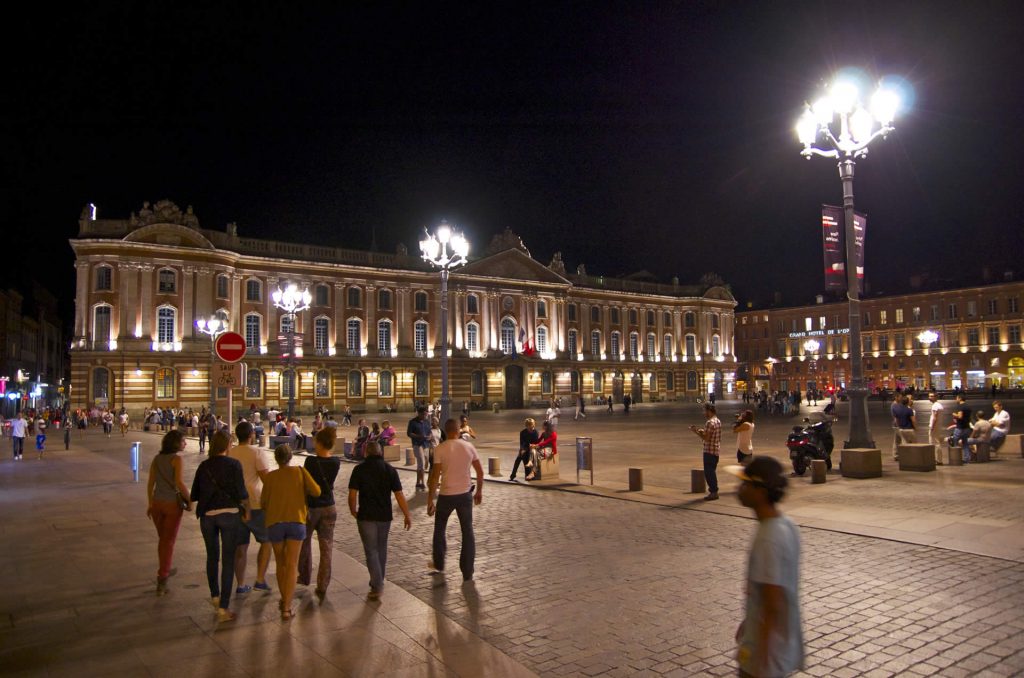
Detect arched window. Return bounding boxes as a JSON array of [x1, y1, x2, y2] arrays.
[[347, 318, 361, 350], [246, 368, 262, 399], [465, 322, 478, 353], [500, 318, 516, 354], [378, 370, 393, 397], [685, 334, 697, 357], [155, 367, 175, 399], [712, 334, 721, 357], [648, 373, 657, 392], [348, 370, 363, 397], [415, 321, 429, 352], [570, 370, 581, 393], [280, 314, 295, 334], [415, 291, 429, 312], [666, 371, 675, 391], [591, 306, 601, 323], [591, 330, 601, 356], [92, 367, 110, 401], [157, 307, 176, 344], [93, 305, 112, 346], [95, 265, 113, 291], [664, 334, 673, 358], [315, 284, 329, 307], [415, 370, 429, 397], [157, 268, 176, 294], [246, 279, 262, 302], [377, 320, 392, 352], [216, 274, 230, 299], [314, 317, 329, 352], [687, 370, 698, 390], [377, 289, 392, 310], [647, 333, 656, 358], [245, 314, 261, 352], [629, 332, 639, 360], [281, 370, 297, 399], [536, 326, 549, 354], [610, 331, 621, 356], [315, 369, 330, 397], [541, 370, 553, 394], [568, 329, 578, 355], [466, 294, 479, 315], [347, 286, 361, 307], [471, 370, 484, 396], [684, 312, 696, 328]]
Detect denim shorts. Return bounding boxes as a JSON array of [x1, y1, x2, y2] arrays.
[[267, 521, 306, 543], [239, 509, 269, 544]]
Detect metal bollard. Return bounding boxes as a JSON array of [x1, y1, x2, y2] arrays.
[[628, 467, 644, 491], [130, 442, 141, 483]]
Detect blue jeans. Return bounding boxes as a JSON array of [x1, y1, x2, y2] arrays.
[[12, 436, 24, 458], [357, 520, 392, 593], [703, 452, 719, 493], [200, 512, 243, 609], [432, 492, 475, 579], [951, 428, 971, 462]]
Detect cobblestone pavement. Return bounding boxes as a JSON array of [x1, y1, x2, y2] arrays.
[[327, 462, 1024, 677]]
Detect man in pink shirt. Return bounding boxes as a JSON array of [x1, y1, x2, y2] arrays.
[[427, 419, 484, 581]]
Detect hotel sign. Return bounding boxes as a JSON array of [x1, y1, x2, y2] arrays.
[[788, 328, 850, 339]]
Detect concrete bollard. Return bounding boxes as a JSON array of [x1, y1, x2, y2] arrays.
[[975, 443, 991, 463], [628, 468, 644, 491], [947, 444, 963, 466], [690, 469, 706, 494], [811, 459, 827, 484], [405, 448, 415, 466], [488, 457, 501, 476]]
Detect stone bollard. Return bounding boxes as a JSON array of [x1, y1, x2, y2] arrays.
[[840, 448, 882, 479], [488, 457, 501, 477], [947, 443, 963, 466], [898, 443, 937, 472], [811, 459, 827, 484], [628, 468, 644, 491], [975, 443, 991, 463], [690, 469, 706, 494], [405, 448, 415, 466]]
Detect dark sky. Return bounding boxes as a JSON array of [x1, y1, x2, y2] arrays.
[[5, 1, 1023, 325]]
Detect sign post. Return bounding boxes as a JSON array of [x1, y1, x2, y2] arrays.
[[214, 332, 246, 428]]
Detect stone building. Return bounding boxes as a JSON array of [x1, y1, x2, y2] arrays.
[[735, 281, 1024, 394], [69, 201, 737, 418], [0, 283, 66, 417]]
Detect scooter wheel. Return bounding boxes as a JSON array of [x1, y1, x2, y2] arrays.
[[792, 459, 807, 476]]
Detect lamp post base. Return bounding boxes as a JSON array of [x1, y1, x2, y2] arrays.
[[842, 385, 875, 450]]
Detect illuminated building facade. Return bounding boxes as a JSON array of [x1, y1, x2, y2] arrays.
[[0, 284, 66, 416], [70, 201, 738, 417], [736, 282, 1024, 394]]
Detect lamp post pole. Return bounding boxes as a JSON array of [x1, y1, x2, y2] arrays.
[[420, 221, 469, 425], [272, 284, 311, 420], [797, 77, 902, 449], [196, 311, 229, 420]]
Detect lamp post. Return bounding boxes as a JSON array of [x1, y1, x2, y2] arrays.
[[272, 284, 311, 419], [917, 330, 939, 390], [797, 76, 901, 449], [420, 221, 469, 425], [196, 310, 229, 420]]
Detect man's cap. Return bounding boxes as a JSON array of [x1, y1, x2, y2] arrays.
[[724, 456, 787, 490]]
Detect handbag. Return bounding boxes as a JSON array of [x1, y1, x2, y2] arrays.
[[156, 457, 191, 511]]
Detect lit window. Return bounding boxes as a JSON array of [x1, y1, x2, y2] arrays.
[[536, 327, 548, 354], [245, 314, 261, 351], [157, 307, 176, 344], [416, 321, 429, 352], [280, 315, 294, 334], [591, 331, 601, 355], [629, 332, 639, 359], [314, 318, 329, 352], [155, 368, 175, 399], [347, 319, 361, 350], [315, 369, 330, 397], [712, 335, 721, 357], [379, 370, 393, 397], [465, 322, 477, 352], [377, 321, 392, 351], [348, 370, 362, 396], [501, 318, 516, 354]]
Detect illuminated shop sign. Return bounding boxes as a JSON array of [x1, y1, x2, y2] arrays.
[[787, 328, 850, 339]]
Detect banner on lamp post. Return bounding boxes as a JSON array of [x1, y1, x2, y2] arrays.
[[821, 205, 867, 295]]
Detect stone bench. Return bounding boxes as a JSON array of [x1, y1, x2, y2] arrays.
[[530, 450, 559, 480], [1001, 433, 1023, 458], [382, 444, 401, 462], [898, 443, 937, 472], [268, 435, 292, 450], [841, 448, 882, 479]]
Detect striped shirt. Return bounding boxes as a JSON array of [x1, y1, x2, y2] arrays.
[[703, 417, 722, 456]]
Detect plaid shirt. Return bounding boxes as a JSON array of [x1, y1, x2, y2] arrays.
[[702, 417, 722, 456]]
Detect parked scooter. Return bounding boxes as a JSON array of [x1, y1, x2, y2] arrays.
[[786, 413, 835, 476]]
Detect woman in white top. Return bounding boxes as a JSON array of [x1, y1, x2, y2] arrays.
[[734, 409, 755, 464]]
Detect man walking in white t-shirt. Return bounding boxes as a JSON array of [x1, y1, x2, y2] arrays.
[[927, 393, 945, 465], [427, 419, 484, 581], [228, 421, 273, 593], [11, 411, 26, 460]]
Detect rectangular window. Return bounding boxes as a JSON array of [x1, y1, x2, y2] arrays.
[[567, 330, 577, 355], [314, 318, 329, 352], [347, 319, 361, 349], [591, 306, 601, 323], [246, 280, 261, 302], [664, 312, 671, 326], [1010, 297, 1020, 313], [878, 335, 889, 351], [245, 315, 261, 350], [879, 310, 887, 325], [611, 308, 620, 324], [629, 333, 638, 359], [967, 328, 979, 346], [987, 326, 1000, 345], [863, 336, 872, 352], [610, 332, 620, 355], [465, 323, 477, 352], [466, 294, 478, 315], [280, 315, 294, 334], [379, 371, 393, 397], [819, 316, 826, 329], [94, 306, 111, 344], [948, 303, 958, 319], [157, 308, 175, 344], [347, 287, 361, 307], [591, 331, 600, 356], [1009, 325, 1021, 343], [646, 310, 655, 326], [378, 289, 392, 310], [895, 334, 905, 350], [805, 317, 813, 332], [96, 266, 112, 291], [471, 371, 484, 396], [415, 292, 429, 312], [930, 305, 939, 321], [967, 301, 976, 317], [988, 299, 998, 315], [664, 334, 673, 357], [712, 314, 719, 330], [536, 328, 548, 354], [567, 303, 577, 322], [686, 335, 697, 356], [158, 270, 176, 294], [895, 308, 904, 324], [378, 323, 391, 351], [863, 312, 870, 326], [315, 286, 329, 306], [537, 300, 547, 319], [593, 371, 603, 392], [217, 275, 229, 299]]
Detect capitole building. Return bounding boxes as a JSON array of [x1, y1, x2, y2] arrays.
[[70, 200, 738, 417]]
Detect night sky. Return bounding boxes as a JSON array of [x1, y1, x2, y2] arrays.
[[6, 2, 1023, 326]]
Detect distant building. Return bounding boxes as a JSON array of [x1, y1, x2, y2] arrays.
[[735, 283, 1024, 394], [69, 200, 738, 417], [0, 283, 66, 416]]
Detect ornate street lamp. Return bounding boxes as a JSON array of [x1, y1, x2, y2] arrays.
[[272, 283, 311, 418], [917, 330, 938, 349], [196, 310, 229, 419], [420, 221, 469, 424], [797, 75, 902, 449]]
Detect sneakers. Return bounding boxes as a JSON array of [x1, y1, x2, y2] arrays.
[[703, 492, 720, 501], [253, 581, 272, 592], [235, 584, 252, 594], [156, 577, 168, 596]]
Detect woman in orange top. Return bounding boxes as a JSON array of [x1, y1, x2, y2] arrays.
[[261, 445, 321, 620]]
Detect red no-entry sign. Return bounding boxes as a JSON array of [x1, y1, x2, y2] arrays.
[[215, 331, 247, 363]]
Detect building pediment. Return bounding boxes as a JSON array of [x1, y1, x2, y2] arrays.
[[703, 285, 736, 303], [457, 248, 571, 285], [123, 223, 215, 250]]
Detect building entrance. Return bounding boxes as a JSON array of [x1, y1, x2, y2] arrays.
[[504, 365, 523, 409]]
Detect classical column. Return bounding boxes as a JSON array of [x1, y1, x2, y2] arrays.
[[334, 283, 345, 351], [602, 304, 611, 354], [365, 285, 376, 353], [266, 276, 278, 348], [116, 263, 133, 341], [230, 274, 242, 332], [74, 261, 89, 340], [454, 289, 464, 349], [182, 265, 195, 340], [139, 264, 154, 339], [673, 310, 682, 358], [480, 289, 490, 353], [490, 292, 500, 350], [194, 267, 213, 321]]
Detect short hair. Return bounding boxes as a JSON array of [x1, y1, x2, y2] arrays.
[[364, 441, 381, 456], [444, 418, 459, 436], [524, 418, 536, 427], [703, 403, 716, 414], [274, 444, 293, 466], [314, 427, 336, 451], [993, 400, 1003, 407], [417, 406, 427, 414], [209, 430, 231, 457], [235, 421, 254, 443], [382, 420, 390, 428]]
